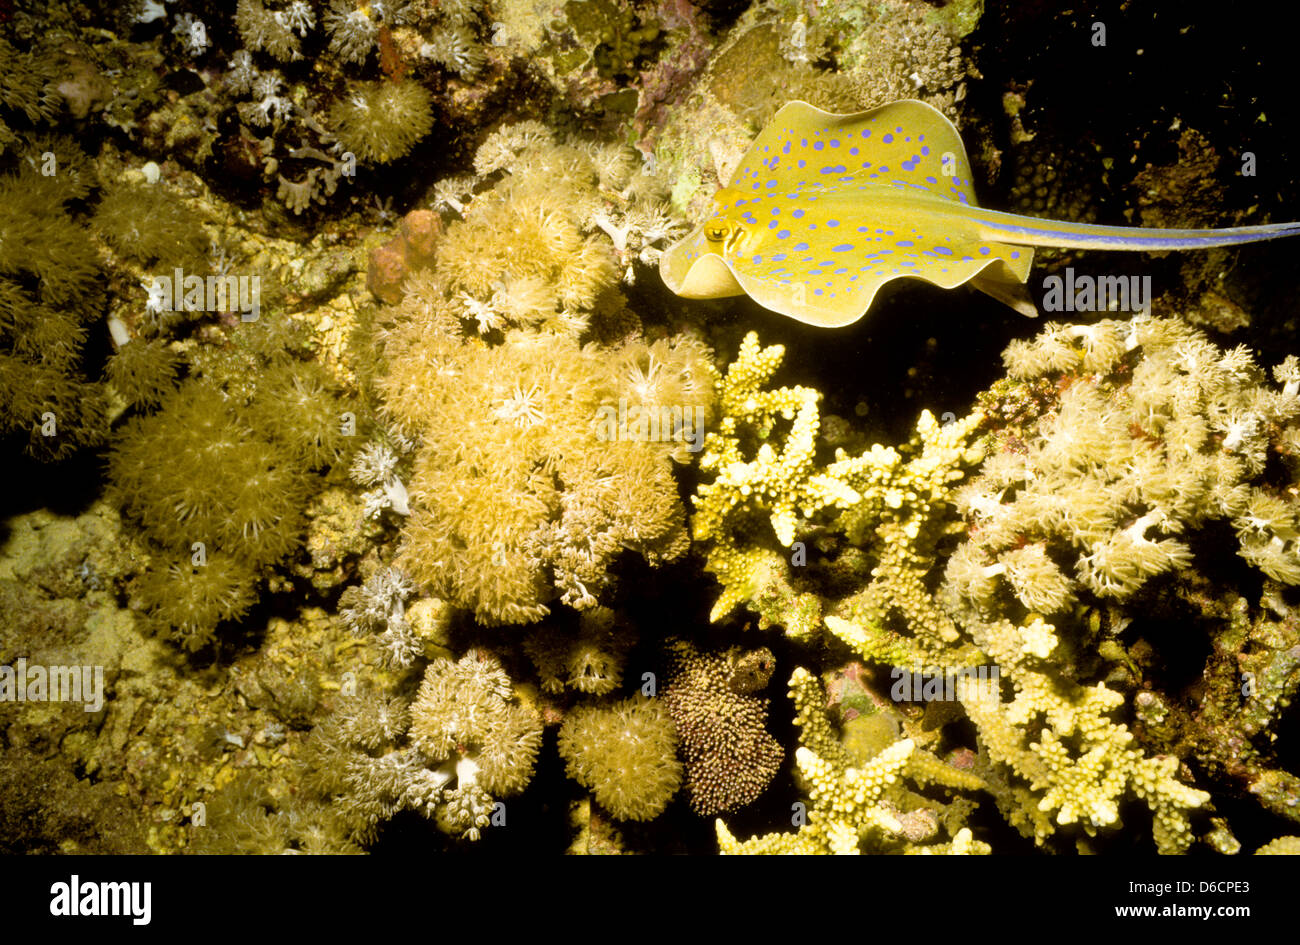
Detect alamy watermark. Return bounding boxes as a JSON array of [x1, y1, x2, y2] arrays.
[[1041, 267, 1151, 314], [144, 266, 261, 321], [594, 397, 706, 453], [49, 875, 150, 925], [889, 665, 1000, 703], [0, 658, 104, 712]]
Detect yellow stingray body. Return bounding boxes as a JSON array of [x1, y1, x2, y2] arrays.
[[660, 100, 1300, 327]]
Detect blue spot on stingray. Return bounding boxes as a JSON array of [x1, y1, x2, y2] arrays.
[[794, 242, 810, 250], [850, 147, 859, 156], [827, 219, 840, 227], [772, 207, 780, 214], [1011, 251, 1021, 259], [777, 229, 790, 238], [768, 221, 778, 229], [926, 176, 937, 184], [833, 244, 853, 252], [897, 240, 913, 247], [814, 141, 824, 151], [933, 246, 953, 255], [772, 253, 787, 260], [883, 133, 894, 143], [835, 267, 848, 273], [814, 289, 824, 295], [921, 146, 930, 155], [801, 139, 808, 147], [752, 255, 763, 263], [978, 247, 991, 255], [830, 140, 841, 148], [767, 180, 778, 188], [862, 129, 871, 137], [792, 209, 805, 218], [783, 141, 791, 154], [798, 159, 806, 168], [809, 269, 823, 275]]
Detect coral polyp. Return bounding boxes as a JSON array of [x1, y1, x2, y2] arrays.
[[328, 80, 434, 165]]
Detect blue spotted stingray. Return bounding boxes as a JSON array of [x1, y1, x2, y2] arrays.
[[660, 100, 1300, 326]]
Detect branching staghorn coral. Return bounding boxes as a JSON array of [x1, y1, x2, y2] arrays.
[[694, 331, 980, 647], [694, 326, 1231, 853], [717, 667, 986, 855]]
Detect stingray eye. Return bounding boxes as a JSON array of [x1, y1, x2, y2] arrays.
[[704, 223, 729, 243]]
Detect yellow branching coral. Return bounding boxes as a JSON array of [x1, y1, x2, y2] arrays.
[[695, 331, 983, 649], [696, 327, 1218, 853], [558, 695, 682, 821], [717, 668, 986, 855]]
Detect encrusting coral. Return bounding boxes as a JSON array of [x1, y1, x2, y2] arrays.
[[558, 695, 681, 821], [662, 639, 783, 816]]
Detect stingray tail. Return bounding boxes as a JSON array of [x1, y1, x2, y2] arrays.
[[971, 207, 1300, 251]]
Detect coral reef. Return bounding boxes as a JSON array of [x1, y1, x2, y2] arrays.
[[692, 325, 1278, 853], [4, 0, 1299, 863]]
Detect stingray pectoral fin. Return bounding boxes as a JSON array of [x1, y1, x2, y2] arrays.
[[731, 267, 885, 327], [966, 247, 1038, 317], [970, 276, 1038, 317], [659, 236, 745, 299]]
